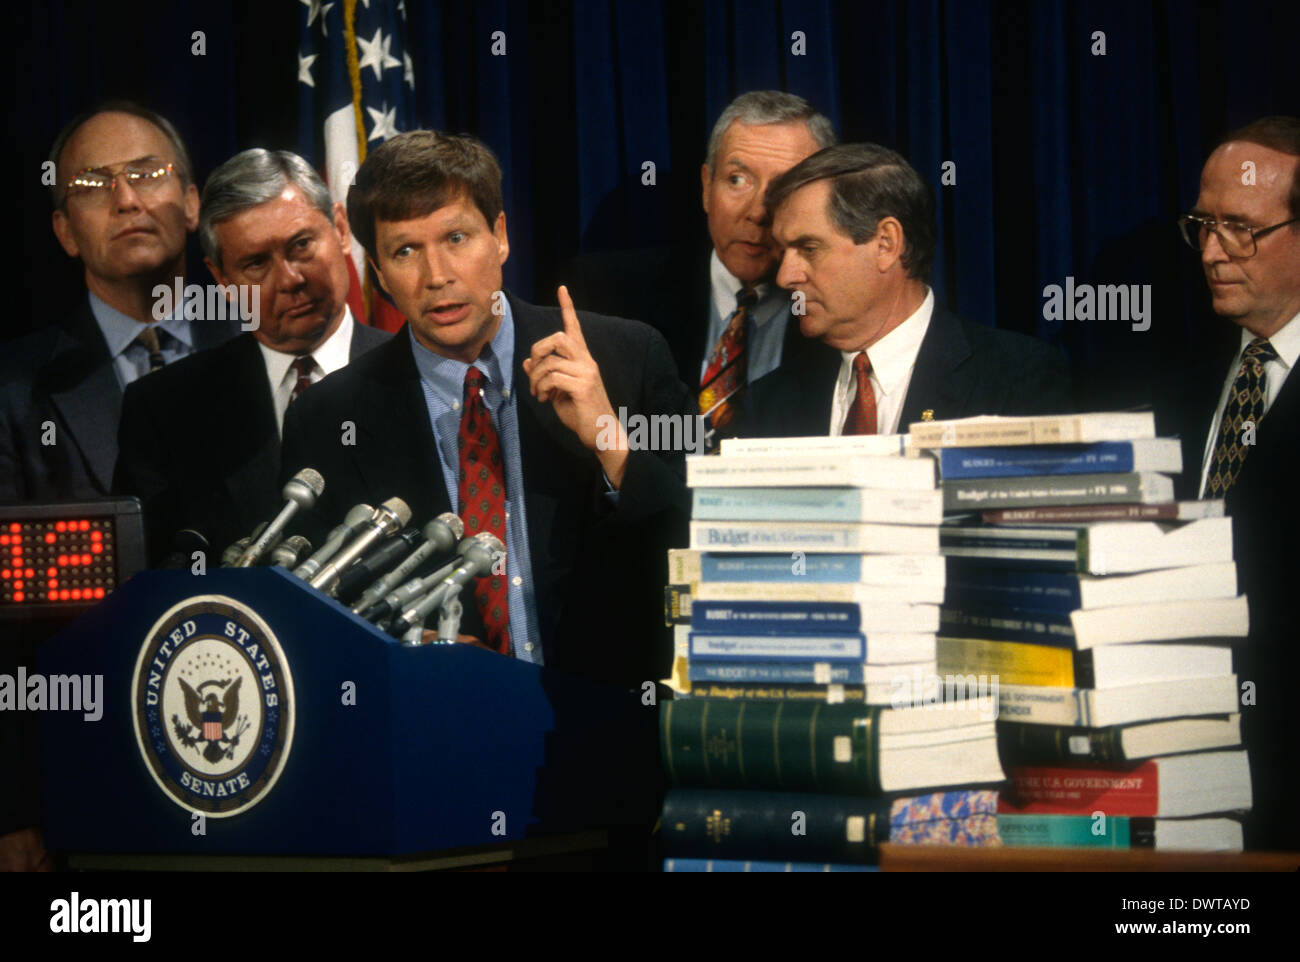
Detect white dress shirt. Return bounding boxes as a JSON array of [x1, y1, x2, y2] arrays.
[[258, 306, 355, 436], [701, 250, 793, 385], [829, 288, 935, 436], [1198, 309, 1300, 497]]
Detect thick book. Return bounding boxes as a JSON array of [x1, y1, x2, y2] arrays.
[[661, 699, 1003, 794], [661, 788, 999, 862], [668, 549, 946, 589], [685, 658, 937, 689], [982, 500, 1224, 525], [940, 517, 1235, 574], [999, 751, 1252, 817], [943, 562, 1237, 613], [691, 520, 939, 554], [997, 675, 1239, 727], [720, 434, 910, 458], [691, 486, 944, 525], [662, 858, 877, 872], [689, 628, 935, 665], [909, 411, 1157, 449], [942, 471, 1175, 512], [691, 600, 939, 636], [693, 577, 946, 605], [997, 815, 1243, 851], [686, 453, 935, 490], [996, 715, 1242, 766], [938, 637, 1233, 689], [935, 439, 1182, 480], [939, 595, 1248, 649], [680, 683, 873, 705]]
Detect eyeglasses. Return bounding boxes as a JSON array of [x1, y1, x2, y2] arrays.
[[62, 159, 175, 205], [1177, 213, 1299, 258]]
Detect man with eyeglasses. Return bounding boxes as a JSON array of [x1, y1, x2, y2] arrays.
[[0, 101, 237, 504], [1162, 116, 1300, 851]]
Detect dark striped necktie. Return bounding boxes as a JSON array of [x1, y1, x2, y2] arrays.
[[290, 355, 317, 402], [134, 325, 166, 373]]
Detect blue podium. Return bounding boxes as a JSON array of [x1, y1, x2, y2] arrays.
[[36, 568, 659, 865]]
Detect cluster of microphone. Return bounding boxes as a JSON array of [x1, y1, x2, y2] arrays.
[[206, 468, 506, 645]]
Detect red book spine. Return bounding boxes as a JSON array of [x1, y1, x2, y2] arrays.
[[998, 762, 1160, 815]]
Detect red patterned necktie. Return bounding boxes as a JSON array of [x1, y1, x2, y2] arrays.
[[1206, 337, 1278, 497], [699, 286, 757, 434], [290, 355, 316, 402], [457, 366, 511, 655], [843, 351, 877, 435]]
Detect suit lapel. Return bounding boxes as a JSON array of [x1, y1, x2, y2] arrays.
[[44, 305, 120, 492], [217, 335, 283, 512], [898, 305, 976, 428]]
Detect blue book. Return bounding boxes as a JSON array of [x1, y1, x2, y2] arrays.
[[691, 487, 943, 525], [663, 858, 876, 872], [698, 552, 946, 586], [935, 440, 1181, 479], [688, 661, 878, 684], [688, 631, 867, 663], [944, 568, 1082, 614], [691, 600, 937, 635]]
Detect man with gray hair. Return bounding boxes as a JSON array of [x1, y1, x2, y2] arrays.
[[113, 148, 389, 564], [567, 90, 835, 447]]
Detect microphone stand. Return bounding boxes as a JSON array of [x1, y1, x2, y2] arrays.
[[436, 585, 464, 644]]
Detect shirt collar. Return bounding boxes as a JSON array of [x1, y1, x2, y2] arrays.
[[88, 289, 198, 360], [1238, 308, 1300, 371], [409, 296, 515, 407], [258, 305, 355, 387], [709, 249, 783, 326], [840, 287, 935, 395]]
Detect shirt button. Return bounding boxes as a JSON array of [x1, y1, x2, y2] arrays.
[[503, 388, 511, 398], [512, 576, 521, 587], [452, 400, 460, 410], [524, 642, 534, 653]]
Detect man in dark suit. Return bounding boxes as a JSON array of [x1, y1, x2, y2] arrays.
[[0, 102, 237, 502], [737, 143, 1072, 438], [281, 131, 692, 688], [567, 91, 836, 447], [1158, 117, 1300, 850], [114, 150, 389, 565]]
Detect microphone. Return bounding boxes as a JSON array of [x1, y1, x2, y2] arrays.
[[221, 522, 268, 567], [293, 503, 373, 581], [235, 469, 325, 567], [308, 497, 412, 593], [388, 532, 505, 638], [350, 513, 464, 615], [269, 535, 312, 569], [333, 527, 425, 604], [159, 529, 208, 570]]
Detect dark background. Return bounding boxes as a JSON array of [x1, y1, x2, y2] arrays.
[[7, 0, 1299, 407]]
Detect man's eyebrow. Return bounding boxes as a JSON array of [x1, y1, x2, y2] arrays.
[[722, 158, 756, 178], [75, 155, 164, 173], [1188, 207, 1256, 223]]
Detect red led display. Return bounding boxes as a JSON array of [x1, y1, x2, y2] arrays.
[[0, 516, 116, 608]]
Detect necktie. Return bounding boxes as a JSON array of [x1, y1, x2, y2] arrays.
[[1206, 337, 1278, 497], [457, 366, 511, 655], [290, 355, 316, 402], [699, 286, 757, 437], [134, 325, 166, 373], [843, 352, 877, 435]]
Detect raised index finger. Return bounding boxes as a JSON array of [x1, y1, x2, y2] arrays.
[[557, 285, 587, 349]]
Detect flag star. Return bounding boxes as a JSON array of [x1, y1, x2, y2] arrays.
[[366, 102, 400, 142], [298, 51, 318, 87], [319, 1, 335, 35], [357, 27, 401, 81], [397, 0, 407, 17], [403, 50, 415, 89]]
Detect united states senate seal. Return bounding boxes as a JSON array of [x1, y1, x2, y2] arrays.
[[131, 595, 295, 817]]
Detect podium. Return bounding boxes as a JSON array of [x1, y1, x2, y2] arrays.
[[36, 568, 660, 866]]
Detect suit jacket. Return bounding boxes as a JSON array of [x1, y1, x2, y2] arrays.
[[565, 243, 807, 389], [0, 297, 237, 502], [1156, 327, 1300, 850], [279, 293, 694, 688], [736, 304, 1074, 437], [113, 322, 391, 565]]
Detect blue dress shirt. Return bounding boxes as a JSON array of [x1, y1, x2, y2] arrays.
[[88, 291, 195, 390]]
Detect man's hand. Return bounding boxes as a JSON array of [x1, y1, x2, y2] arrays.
[[0, 827, 52, 872], [523, 286, 628, 488]]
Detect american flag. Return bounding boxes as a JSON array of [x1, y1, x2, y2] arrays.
[[297, 0, 417, 332], [202, 712, 223, 742]]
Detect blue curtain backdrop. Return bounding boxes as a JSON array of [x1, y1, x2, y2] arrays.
[[10, 0, 1299, 404]]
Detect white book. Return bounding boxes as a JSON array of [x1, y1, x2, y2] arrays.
[[998, 675, 1239, 727], [692, 579, 946, 605], [690, 520, 940, 555], [720, 434, 912, 457], [1070, 596, 1248, 649], [687, 453, 935, 490], [1082, 517, 1235, 574], [909, 411, 1157, 449], [1075, 563, 1237, 609]]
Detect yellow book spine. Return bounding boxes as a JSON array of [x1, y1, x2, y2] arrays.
[[936, 636, 1075, 687]]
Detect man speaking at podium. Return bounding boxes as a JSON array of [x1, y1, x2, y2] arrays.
[[281, 131, 692, 687]]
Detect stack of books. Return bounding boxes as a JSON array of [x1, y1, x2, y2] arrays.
[[914, 411, 1251, 851], [658, 436, 1005, 870]]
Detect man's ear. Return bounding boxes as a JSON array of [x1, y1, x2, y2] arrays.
[[700, 163, 712, 214], [182, 182, 200, 232], [51, 209, 79, 258], [331, 201, 352, 249], [368, 256, 391, 297], [204, 257, 233, 292], [493, 211, 510, 266], [874, 217, 905, 273]]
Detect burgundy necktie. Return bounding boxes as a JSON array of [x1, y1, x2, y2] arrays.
[[290, 355, 316, 402], [456, 366, 511, 655], [843, 352, 877, 435]]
